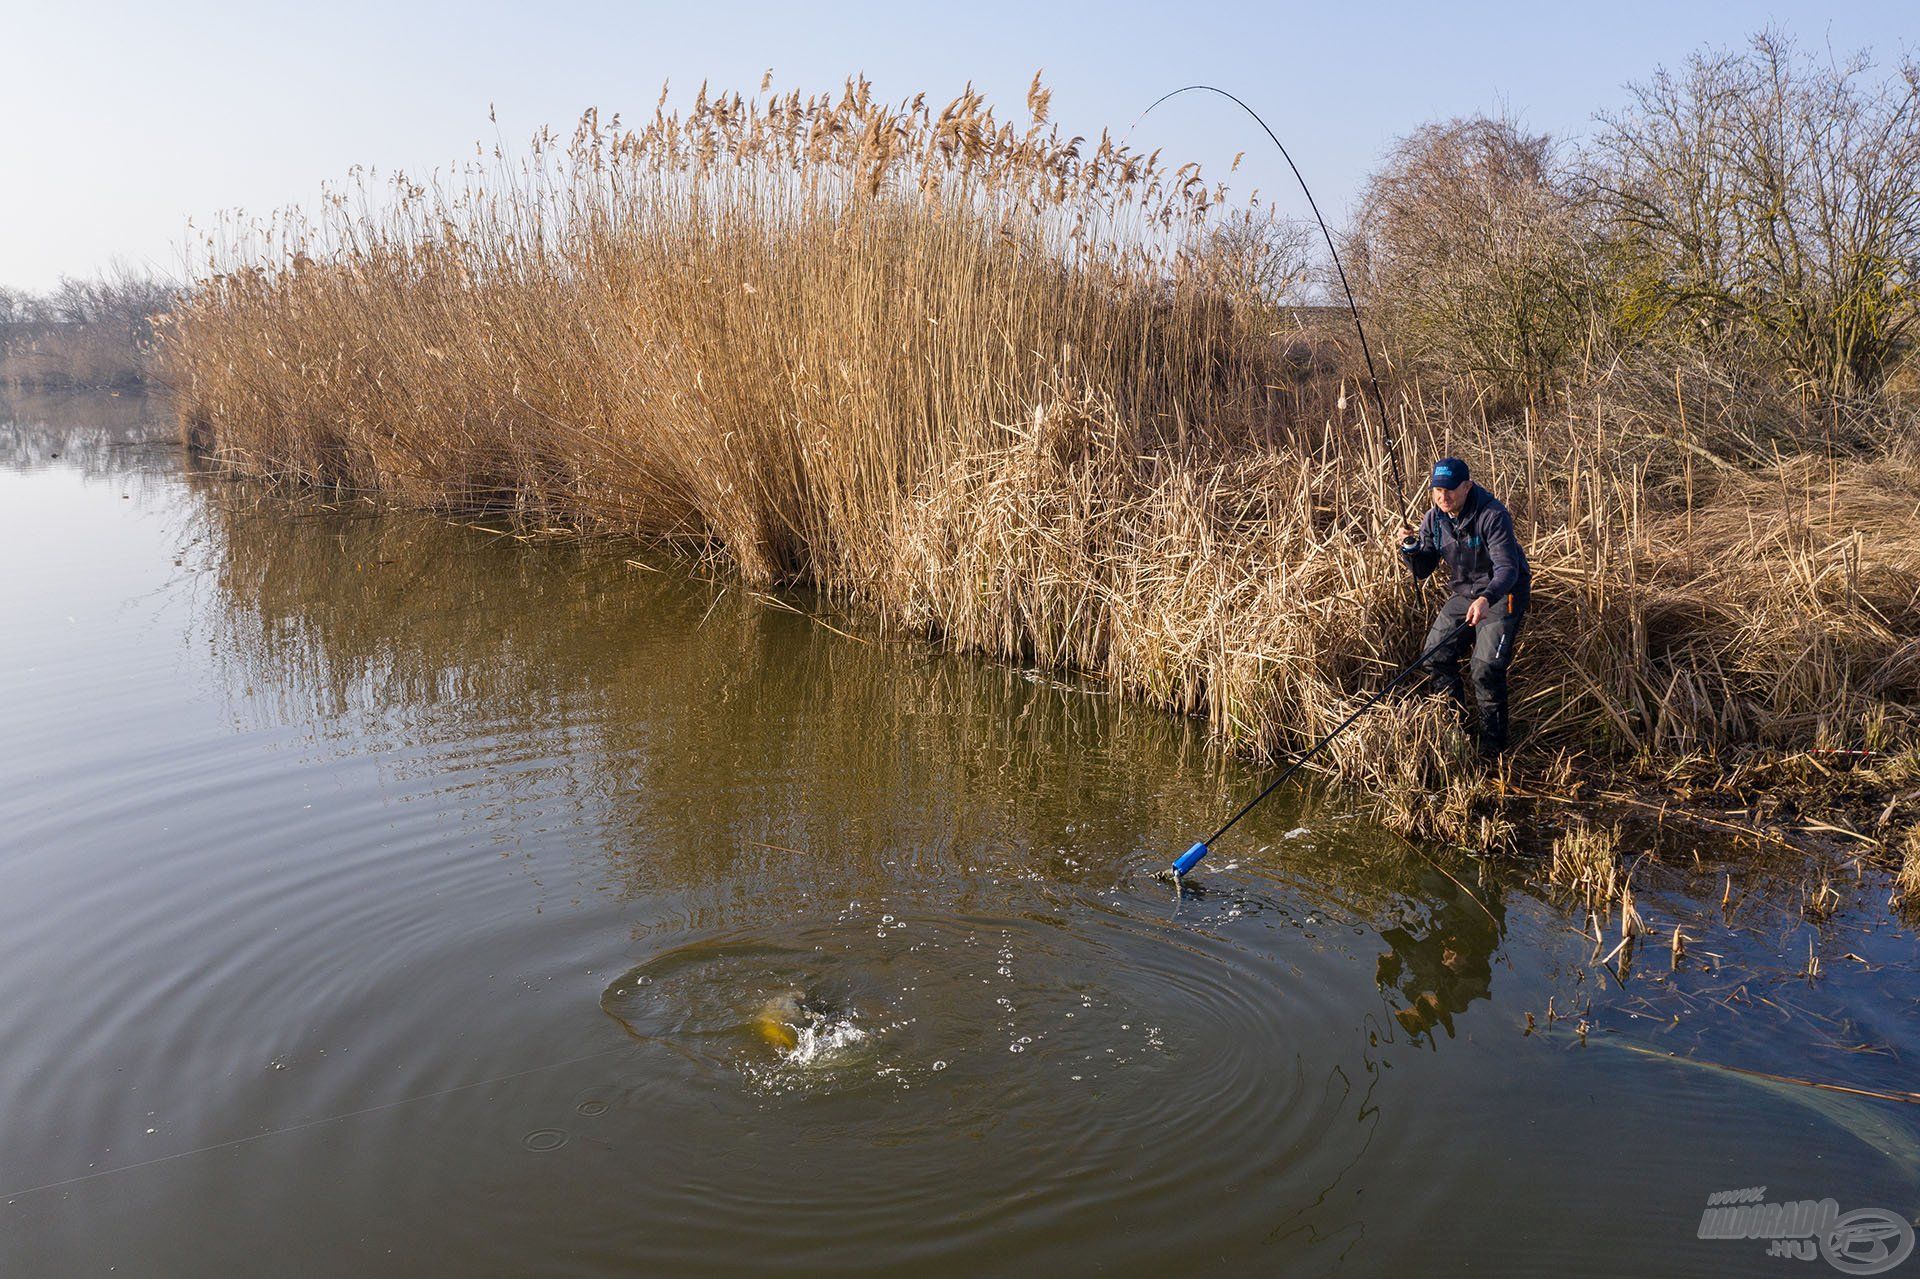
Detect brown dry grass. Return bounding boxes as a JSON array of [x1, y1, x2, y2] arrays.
[[1549, 819, 1622, 908], [1897, 827, 1920, 906], [158, 78, 1920, 852]]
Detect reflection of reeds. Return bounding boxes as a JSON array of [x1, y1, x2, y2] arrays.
[[161, 78, 1920, 844], [192, 478, 1454, 918]]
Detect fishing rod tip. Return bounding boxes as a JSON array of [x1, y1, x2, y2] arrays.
[[1171, 841, 1210, 878]]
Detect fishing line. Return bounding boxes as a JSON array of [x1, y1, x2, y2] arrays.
[[2, 1041, 642, 1203], [1131, 84, 1409, 506]]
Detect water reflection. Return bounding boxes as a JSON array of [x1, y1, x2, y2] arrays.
[[0, 388, 170, 476], [1374, 866, 1506, 1043], [190, 477, 1274, 897]]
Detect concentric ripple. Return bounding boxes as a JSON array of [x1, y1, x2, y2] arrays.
[[588, 897, 1381, 1267]]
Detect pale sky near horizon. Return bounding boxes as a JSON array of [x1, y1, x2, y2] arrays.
[[1, 0, 1911, 291]]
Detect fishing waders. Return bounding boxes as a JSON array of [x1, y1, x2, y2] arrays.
[[1420, 593, 1524, 755]]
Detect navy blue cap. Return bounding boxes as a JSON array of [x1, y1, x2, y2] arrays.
[[1429, 457, 1470, 489]]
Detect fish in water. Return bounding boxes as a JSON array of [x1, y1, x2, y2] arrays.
[[751, 989, 870, 1065], [754, 990, 806, 1052]]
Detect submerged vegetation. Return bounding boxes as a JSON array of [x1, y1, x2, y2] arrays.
[[160, 36, 1920, 890]]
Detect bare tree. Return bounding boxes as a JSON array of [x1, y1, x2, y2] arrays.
[[1592, 30, 1920, 398], [1351, 113, 1590, 411], [47, 267, 178, 337], [1200, 210, 1317, 311]]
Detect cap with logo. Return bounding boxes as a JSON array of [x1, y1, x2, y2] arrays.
[[1429, 457, 1470, 489]]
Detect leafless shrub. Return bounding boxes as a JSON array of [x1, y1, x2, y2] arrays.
[[1591, 29, 1920, 400], [1350, 113, 1592, 413], [1197, 209, 1316, 311]]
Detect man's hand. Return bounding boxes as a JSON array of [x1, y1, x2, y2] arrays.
[[1466, 595, 1492, 626], [1394, 522, 1418, 551]]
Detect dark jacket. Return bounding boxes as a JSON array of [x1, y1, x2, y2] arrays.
[[1402, 483, 1531, 609]]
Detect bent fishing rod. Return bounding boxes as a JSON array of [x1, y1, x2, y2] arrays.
[[1133, 84, 1410, 509], [1170, 618, 1469, 878]]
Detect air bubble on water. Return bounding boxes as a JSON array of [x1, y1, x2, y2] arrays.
[[1009, 1043, 1024, 1053], [1018, 1036, 1031, 1044], [881, 915, 894, 924], [932, 1060, 948, 1071]]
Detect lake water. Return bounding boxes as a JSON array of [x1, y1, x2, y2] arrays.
[[4, 392, 1916, 1276]]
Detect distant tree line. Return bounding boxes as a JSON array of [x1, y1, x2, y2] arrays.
[[0, 269, 178, 388]]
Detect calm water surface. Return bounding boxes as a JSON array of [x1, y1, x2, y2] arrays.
[[3, 392, 1917, 1276]]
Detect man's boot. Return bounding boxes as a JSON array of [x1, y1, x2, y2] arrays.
[[1476, 705, 1509, 758]]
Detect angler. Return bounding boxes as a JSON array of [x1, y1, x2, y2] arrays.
[[1397, 457, 1532, 755]]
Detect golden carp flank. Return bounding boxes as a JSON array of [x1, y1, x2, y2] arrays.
[[755, 990, 805, 1051], [756, 1013, 799, 1051]]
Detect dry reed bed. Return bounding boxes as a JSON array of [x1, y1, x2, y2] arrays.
[[160, 80, 1920, 854]]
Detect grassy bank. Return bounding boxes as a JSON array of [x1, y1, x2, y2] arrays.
[[159, 73, 1920, 895]]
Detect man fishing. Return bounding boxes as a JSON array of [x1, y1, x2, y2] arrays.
[[1396, 458, 1531, 755], [1168, 458, 1533, 878]]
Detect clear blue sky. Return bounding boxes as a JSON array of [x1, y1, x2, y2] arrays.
[[1, 0, 1910, 290]]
